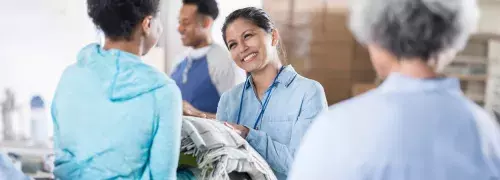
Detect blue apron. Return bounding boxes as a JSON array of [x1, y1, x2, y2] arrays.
[[171, 56, 220, 114]]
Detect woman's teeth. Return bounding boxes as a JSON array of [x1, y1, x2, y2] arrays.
[[243, 53, 257, 62]]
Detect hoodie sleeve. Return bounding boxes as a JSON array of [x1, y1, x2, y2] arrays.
[[149, 83, 183, 180]]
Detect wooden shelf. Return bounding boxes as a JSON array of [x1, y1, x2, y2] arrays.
[[466, 94, 485, 102], [449, 74, 488, 81], [470, 33, 500, 42], [453, 56, 488, 65]]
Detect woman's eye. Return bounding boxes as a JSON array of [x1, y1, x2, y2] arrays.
[[244, 34, 253, 39], [228, 43, 236, 49]]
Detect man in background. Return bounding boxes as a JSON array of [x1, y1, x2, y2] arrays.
[[171, 0, 245, 119]]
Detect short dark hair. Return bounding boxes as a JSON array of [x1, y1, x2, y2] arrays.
[[222, 7, 287, 64], [182, 0, 219, 20], [87, 0, 161, 41]]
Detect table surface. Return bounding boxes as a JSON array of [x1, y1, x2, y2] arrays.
[[1, 141, 53, 155], [1, 141, 54, 179]]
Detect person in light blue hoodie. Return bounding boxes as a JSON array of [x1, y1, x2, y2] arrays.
[[217, 8, 328, 180], [0, 153, 31, 180], [289, 0, 500, 179], [51, 0, 183, 179]]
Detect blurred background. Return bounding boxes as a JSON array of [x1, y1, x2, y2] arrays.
[[1, 0, 499, 178]]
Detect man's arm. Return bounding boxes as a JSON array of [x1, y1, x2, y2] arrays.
[[207, 45, 246, 96], [183, 100, 216, 119]]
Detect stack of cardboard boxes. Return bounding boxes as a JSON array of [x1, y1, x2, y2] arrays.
[[264, 0, 377, 105]]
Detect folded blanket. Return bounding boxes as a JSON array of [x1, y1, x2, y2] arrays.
[[181, 116, 277, 180]]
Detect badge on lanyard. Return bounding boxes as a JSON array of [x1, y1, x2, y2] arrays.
[[236, 66, 286, 130]]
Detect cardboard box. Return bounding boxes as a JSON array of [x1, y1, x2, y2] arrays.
[[352, 83, 378, 96], [309, 43, 353, 70], [263, 0, 290, 12], [327, 0, 349, 13], [324, 79, 353, 104], [305, 70, 353, 105], [265, 1, 366, 105], [458, 41, 488, 57], [351, 59, 374, 71], [295, 0, 326, 13], [324, 12, 350, 33], [305, 69, 352, 80], [268, 10, 289, 24], [353, 44, 370, 60], [291, 12, 324, 27], [351, 70, 377, 83], [310, 30, 355, 44]]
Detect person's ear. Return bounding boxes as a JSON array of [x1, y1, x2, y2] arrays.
[[271, 29, 280, 46], [202, 16, 213, 29], [141, 15, 154, 36]]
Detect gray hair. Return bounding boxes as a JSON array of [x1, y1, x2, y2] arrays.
[[348, 0, 479, 61]]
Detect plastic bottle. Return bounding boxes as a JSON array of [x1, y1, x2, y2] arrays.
[[30, 95, 49, 147]]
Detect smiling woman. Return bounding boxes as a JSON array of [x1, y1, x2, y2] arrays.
[[222, 8, 287, 73], [215, 7, 328, 180]]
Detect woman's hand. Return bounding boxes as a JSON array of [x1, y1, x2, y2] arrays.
[[224, 122, 249, 138]]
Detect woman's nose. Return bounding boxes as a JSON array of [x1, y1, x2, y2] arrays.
[[238, 42, 249, 54]]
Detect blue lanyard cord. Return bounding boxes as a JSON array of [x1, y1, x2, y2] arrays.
[[236, 66, 286, 129]]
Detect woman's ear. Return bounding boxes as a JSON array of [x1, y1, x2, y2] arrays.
[[141, 15, 154, 36], [271, 29, 280, 46]]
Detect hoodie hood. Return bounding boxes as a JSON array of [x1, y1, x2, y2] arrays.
[[77, 43, 168, 101]]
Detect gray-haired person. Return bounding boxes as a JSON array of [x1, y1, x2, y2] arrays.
[[289, 0, 500, 179]]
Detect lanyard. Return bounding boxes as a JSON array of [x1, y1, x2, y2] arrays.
[[236, 66, 286, 129]]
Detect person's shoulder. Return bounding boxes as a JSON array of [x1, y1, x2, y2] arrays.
[[134, 61, 179, 96], [171, 49, 190, 70], [327, 88, 382, 116], [207, 43, 232, 63], [467, 101, 500, 158], [210, 43, 229, 54], [55, 62, 91, 87], [293, 75, 324, 91], [153, 80, 181, 102]]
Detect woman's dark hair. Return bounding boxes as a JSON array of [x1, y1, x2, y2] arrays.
[[87, 0, 161, 41], [222, 7, 287, 64]]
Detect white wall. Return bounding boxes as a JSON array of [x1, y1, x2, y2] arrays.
[[0, 0, 96, 102], [163, 0, 263, 74], [0, 0, 97, 138]]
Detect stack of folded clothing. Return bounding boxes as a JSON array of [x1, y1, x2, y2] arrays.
[[180, 116, 277, 180]]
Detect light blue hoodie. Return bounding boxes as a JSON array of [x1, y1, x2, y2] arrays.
[[51, 43, 182, 180], [0, 153, 31, 180]]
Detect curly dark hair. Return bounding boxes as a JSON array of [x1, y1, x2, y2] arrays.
[[87, 0, 161, 41], [183, 0, 219, 20]]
